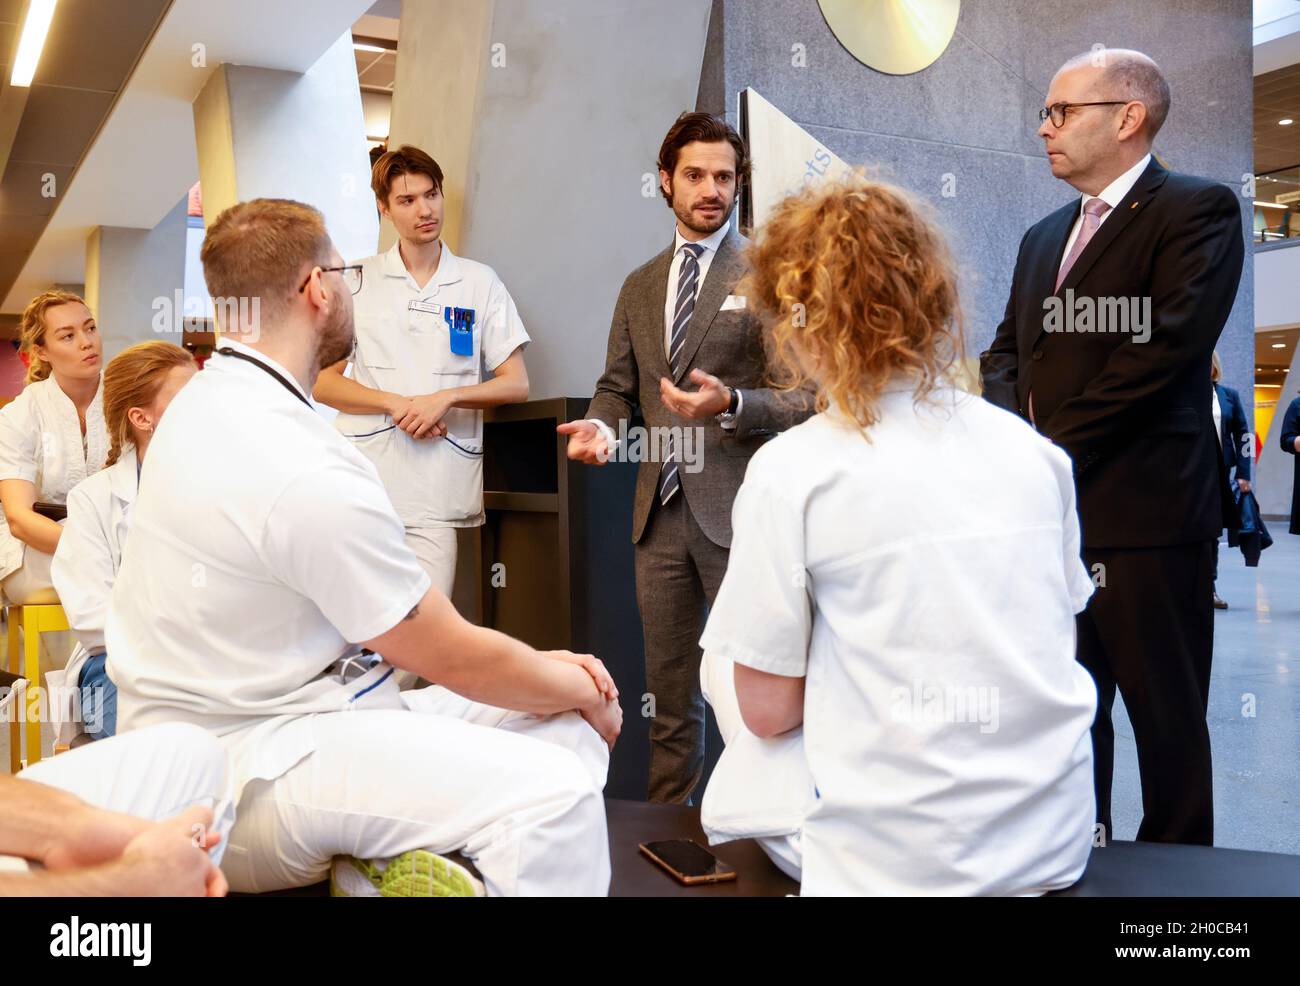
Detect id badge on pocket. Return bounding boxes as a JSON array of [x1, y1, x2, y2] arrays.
[[444, 307, 476, 357]]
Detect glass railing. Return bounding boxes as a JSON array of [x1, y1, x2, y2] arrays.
[[1255, 166, 1300, 243]]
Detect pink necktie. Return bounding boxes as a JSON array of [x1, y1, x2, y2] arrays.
[[1055, 197, 1111, 291]]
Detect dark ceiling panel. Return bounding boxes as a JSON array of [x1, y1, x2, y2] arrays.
[[0, 252, 32, 296], [0, 22, 14, 70], [0, 161, 73, 216], [0, 211, 48, 250], [0, 0, 170, 305], [7, 84, 114, 167], [1254, 64, 1300, 175], [32, 0, 170, 92]]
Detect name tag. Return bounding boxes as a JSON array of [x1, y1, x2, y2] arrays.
[[408, 300, 442, 315]]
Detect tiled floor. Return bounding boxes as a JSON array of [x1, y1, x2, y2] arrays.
[[3, 535, 1298, 854], [1109, 530, 1300, 853]]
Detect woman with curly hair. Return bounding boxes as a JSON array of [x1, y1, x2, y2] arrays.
[[697, 173, 1099, 895]]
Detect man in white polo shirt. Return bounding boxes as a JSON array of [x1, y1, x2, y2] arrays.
[[314, 145, 530, 603], [107, 198, 620, 897]]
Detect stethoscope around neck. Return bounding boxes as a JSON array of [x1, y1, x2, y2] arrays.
[[217, 346, 483, 458]]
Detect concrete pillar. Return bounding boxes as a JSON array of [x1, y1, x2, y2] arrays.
[[386, 0, 495, 255], [83, 196, 187, 360], [191, 31, 377, 265], [390, 0, 712, 401]]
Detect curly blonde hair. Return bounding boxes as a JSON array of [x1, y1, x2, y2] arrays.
[[742, 171, 965, 432], [18, 289, 90, 386], [102, 341, 195, 467]]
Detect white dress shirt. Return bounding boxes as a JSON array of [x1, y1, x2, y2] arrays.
[[663, 222, 730, 356], [1212, 386, 1223, 448], [1057, 153, 1151, 278], [588, 220, 740, 449]]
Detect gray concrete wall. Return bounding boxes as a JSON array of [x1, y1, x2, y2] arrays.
[[458, 0, 713, 400], [710, 0, 1255, 407]]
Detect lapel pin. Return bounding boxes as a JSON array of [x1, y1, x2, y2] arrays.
[[1130, 202, 1139, 209]]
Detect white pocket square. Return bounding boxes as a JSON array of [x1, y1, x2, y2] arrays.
[[720, 294, 747, 311]]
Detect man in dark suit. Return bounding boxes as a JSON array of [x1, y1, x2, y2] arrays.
[[1279, 395, 1300, 536], [980, 49, 1244, 846], [559, 113, 813, 803], [1212, 352, 1252, 608]]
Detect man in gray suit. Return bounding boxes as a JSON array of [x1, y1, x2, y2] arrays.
[[559, 112, 813, 802]]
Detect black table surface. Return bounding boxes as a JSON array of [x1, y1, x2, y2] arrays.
[[244, 798, 1300, 896], [606, 799, 1300, 897]]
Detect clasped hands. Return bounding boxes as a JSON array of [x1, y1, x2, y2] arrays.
[[385, 391, 456, 440], [545, 650, 623, 749]]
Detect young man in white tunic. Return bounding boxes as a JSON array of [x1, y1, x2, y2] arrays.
[[107, 198, 621, 897], [314, 145, 530, 610], [697, 175, 1099, 896]]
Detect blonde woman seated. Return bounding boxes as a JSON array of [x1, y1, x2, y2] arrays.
[[51, 342, 197, 742], [0, 291, 107, 605], [698, 174, 1099, 896]]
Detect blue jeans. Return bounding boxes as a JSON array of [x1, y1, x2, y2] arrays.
[[77, 653, 117, 739]]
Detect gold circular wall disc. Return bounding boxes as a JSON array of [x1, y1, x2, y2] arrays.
[[818, 0, 961, 76]]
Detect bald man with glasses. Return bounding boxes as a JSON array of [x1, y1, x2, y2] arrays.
[[981, 49, 1245, 847]]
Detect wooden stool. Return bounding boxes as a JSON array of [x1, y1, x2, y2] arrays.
[[6, 592, 68, 773]]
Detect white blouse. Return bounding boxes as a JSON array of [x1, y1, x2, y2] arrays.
[[0, 375, 108, 580]]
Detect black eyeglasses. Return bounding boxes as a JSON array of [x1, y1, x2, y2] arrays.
[[298, 265, 363, 295], [1038, 101, 1127, 128]]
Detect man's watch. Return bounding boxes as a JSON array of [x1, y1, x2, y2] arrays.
[[725, 386, 740, 416]]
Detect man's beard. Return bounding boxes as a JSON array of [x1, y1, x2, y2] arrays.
[[671, 186, 733, 235], [317, 306, 355, 370]]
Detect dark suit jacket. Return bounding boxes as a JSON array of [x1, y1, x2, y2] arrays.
[[980, 158, 1245, 549], [1279, 395, 1300, 536], [1214, 383, 1251, 482], [587, 229, 814, 548]]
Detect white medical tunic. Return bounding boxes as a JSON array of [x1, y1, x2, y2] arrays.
[[337, 243, 530, 529], [48, 445, 139, 740], [0, 375, 107, 581], [699, 386, 1098, 896], [107, 341, 430, 797]]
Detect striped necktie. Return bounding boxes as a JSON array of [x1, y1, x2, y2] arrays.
[[659, 241, 705, 505]]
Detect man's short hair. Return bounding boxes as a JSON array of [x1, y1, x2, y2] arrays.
[[371, 144, 444, 205], [1059, 48, 1171, 138], [200, 198, 331, 328], [656, 111, 752, 204]]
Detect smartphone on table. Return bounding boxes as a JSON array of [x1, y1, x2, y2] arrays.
[[639, 839, 737, 885]]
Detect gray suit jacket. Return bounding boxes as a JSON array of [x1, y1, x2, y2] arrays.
[[587, 229, 815, 548]]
